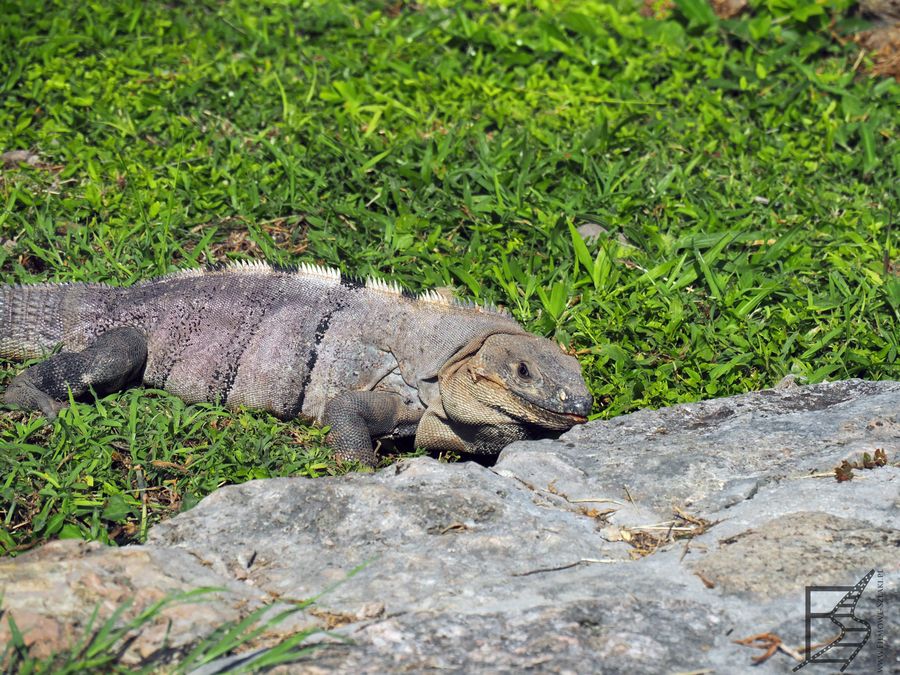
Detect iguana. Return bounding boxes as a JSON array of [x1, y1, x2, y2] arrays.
[[0, 261, 592, 466]]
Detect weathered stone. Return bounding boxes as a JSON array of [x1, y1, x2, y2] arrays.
[[576, 222, 607, 242], [0, 379, 897, 672], [496, 378, 899, 516], [0, 149, 41, 168], [692, 511, 899, 599], [0, 540, 270, 665]]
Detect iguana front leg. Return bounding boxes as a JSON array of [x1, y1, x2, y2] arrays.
[[414, 410, 468, 454], [323, 391, 423, 466], [3, 327, 147, 419], [416, 410, 531, 456]]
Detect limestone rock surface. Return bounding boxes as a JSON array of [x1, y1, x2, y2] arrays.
[[1, 379, 897, 672]]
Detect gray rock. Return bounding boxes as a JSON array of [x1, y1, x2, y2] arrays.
[[0, 379, 897, 672], [576, 222, 608, 242], [0, 149, 41, 168], [0, 540, 272, 665], [496, 378, 899, 515]]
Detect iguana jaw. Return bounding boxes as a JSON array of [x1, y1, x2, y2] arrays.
[[473, 375, 590, 430]]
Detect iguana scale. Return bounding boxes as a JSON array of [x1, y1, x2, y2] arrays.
[[0, 261, 592, 465]]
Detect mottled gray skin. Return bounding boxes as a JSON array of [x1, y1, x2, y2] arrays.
[[0, 262, 592, 465]]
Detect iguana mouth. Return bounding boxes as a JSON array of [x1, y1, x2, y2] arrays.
[[484, 383, 590, 430], [530, 407, 589, 427], [471, 369, 590, 426]]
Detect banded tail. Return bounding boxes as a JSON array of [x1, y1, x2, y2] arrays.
[[0, 282, 107, 360]]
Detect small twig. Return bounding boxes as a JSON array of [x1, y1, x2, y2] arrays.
[[568, 497, 624, 505], [55, 452, 75, 471], [256, 215, 306, 226], [673, 506, 706, 526], [125, 485, 168, 494], [694, 571, 715, 589], [665, 520, 677, 541], [734, 632, 782, 664], [779, 642, 803, 662], [625, 520, 701, 531], [512, 558, 617, 577], [799, 471, 841, 479], [150, 459, 190, 472], [734, 631, 804, 664]]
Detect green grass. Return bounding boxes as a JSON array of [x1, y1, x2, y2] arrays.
[[1, 0, 898, 555], [2, 586, 326, 673]]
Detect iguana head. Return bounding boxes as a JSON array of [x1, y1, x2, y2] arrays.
[[440, 332, 592, 432]]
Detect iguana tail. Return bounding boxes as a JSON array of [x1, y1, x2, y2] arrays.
[[0, 282, 106, 360]]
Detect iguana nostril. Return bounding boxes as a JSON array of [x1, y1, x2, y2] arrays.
[[558, 389, 567, 401]]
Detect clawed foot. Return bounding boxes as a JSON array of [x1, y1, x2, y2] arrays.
[[3, 378, 68, 420]]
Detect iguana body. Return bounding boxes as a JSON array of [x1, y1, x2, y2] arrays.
[[1, 261, 592, 465]]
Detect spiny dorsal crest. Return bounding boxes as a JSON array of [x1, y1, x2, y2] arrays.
[[143, 260, 510, 317], [365, 276, 406, 296], [159, 260, 342, 284], [363, 274, 510, 317], [226, 260, 342, 284]]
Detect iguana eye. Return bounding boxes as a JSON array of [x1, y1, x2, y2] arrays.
[[517, 363, 530, 378]]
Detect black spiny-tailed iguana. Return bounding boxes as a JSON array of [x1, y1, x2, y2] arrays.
[[0, 261, 592, 465]]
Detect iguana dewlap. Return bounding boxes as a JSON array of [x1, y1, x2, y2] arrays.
[[0, 262, 592, 465]]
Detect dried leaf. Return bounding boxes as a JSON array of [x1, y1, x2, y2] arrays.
[[835, 460, 855, 482]]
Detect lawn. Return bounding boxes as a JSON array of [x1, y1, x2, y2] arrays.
[[0, 0, 898, 555]]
